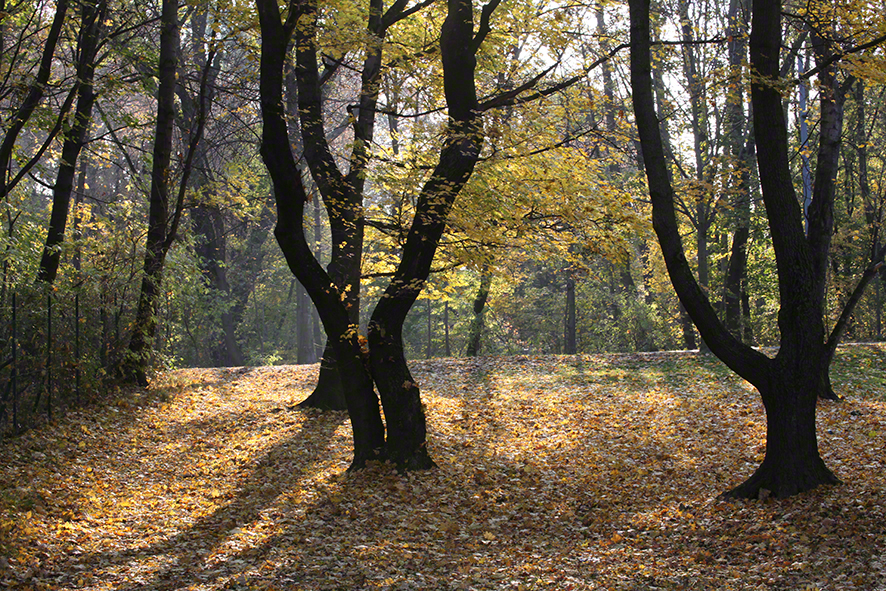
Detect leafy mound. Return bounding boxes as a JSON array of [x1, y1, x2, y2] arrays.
[[2, 346, 886, 590]]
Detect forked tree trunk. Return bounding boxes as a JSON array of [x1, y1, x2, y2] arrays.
[[630, 0, 847, 499], [368, 316, 433, 470], [726, 352, 838, 498], [291, 0, 386, 410], [256, 0, 384, 467]]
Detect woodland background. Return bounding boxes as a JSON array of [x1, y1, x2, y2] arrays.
[[0, 0, 884, 429], [3, 1, 886, 587]]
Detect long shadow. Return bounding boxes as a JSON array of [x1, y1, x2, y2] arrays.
[[15, 354, 880, 589], [158, 356, 763, 589], [50, 406, 347, 590]]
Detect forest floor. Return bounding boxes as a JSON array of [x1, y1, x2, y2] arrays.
[[3, 345, 886, 591]]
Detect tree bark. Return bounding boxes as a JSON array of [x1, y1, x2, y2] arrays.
[[256, 0, 384, 467], [630, 0, 842, 498], [726, 351, 835, 498], [121, 0, 180, 386], [298, 341, 346, 409], [37, 0, 106, 284]]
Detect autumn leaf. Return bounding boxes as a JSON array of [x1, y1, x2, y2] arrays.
[[1, 347, 886, 590]]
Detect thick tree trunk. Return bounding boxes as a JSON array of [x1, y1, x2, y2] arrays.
[[369, 319, 433, 470], [298, 341, 346, 409], [724, 351, 839, 499]]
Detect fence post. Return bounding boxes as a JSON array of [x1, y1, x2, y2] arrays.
[[47, 291, 52, 421], [11, 291, 17, 430], [75, 292, 80, 406]]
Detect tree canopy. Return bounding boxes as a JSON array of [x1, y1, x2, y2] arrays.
[[0, 0, 885, 498]]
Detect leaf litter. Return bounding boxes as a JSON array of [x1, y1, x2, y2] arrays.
[[2, 345, 886, 590]]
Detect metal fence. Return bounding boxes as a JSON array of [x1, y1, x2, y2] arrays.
[[1, 289, 91, 437]]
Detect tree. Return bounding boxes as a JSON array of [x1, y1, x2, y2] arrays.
[[289, 0, 434, 410], [718, 0, 753, 345], [37, 0, 108, 284], [0, 0, 71, 205], [259, 0, 507, 469], [628, 0, 886, 498], [256, 0, 387, 467], [465, 263, 492, 356], [121, 0, 183, 385]]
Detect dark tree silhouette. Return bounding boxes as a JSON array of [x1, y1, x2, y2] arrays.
[[628, 0, 886, 498]]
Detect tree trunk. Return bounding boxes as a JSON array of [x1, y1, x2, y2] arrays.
[[36, 0, 105, 284], [298, 341, 346, 409], [291, 0, 388, 409], [0, 0, 69, 202], [296, 279, 317, 363], [630, 0, 843, 498], [720, 0, 753, 343], [195, 204, 247, 367], [367, 0, 485, 470], [121, 0, 180, 385], [724, 351, 838, 498], [256, 0, 384, 466], [564, 272, 577, 354], [466, 264, 492, 356]]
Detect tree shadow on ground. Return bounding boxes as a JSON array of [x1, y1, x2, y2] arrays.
[[50, 406, 347, 590], [5, 354, 885, 590]]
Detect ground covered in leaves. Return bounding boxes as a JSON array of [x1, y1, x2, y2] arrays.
[[3, 345, 886, 590]]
